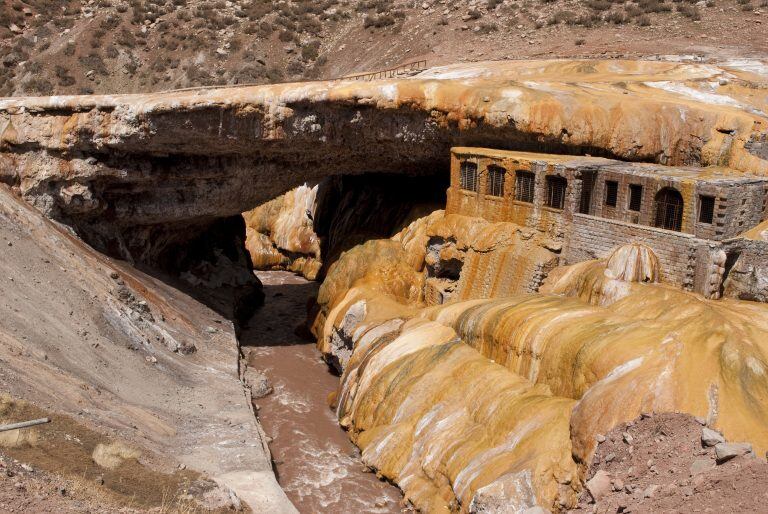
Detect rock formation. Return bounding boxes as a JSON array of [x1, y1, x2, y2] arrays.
[[244, 184, 323, 279], [0, 59, 766, 267], [243, 174, 445, 280], [1, 58, 768, 512], [314, 207, 768, 512]]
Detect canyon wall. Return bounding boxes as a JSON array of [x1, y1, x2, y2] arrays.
[[0, 184, 295, 512]]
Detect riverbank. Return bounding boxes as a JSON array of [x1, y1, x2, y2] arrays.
[[241, 271, 404, 513]]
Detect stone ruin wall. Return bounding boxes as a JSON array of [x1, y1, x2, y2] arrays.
[[716, 181, 768, 239], [564, 214, 725, 295], [570, 168, 767, 241], [447, 147, 768, 299], [587, 169, 696, 233], [445, 152, 576, 239]]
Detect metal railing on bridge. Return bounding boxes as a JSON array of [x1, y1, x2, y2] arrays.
[[342, 60, 428, 81], [157, 60, 429, 95]]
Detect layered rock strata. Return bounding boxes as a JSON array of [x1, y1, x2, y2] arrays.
[[0, 59, 766, 266]]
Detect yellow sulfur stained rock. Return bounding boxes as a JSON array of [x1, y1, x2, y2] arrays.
[[336, 317, 580, 512], [243, 184, 322, 279], [604, 243, 661, 284], [741, 219, 768, 242], [317, 208, 768, 512]]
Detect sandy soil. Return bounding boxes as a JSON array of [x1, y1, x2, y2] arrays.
[[0, 452, 141, 514], [241, 271, 405, 514], [0, 445, 221, 514], [571, 412, 768, 513]]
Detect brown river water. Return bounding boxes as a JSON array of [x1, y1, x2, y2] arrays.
[[241, 271, 403, 513]]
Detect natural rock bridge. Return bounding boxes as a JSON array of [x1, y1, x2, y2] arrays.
[[1, 58, 768, 513], [0, 59, 766, 264]]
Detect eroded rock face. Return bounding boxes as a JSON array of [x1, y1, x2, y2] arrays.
[[244, 184, 322, 279], [0, 59, 766, 266], [315, 208, 768, 512], [243, 173, 447, 280]]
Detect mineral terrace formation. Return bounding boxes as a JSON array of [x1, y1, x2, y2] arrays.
[[1, 58, 768, 513]]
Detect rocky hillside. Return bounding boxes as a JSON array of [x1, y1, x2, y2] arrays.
[[1, 0, 766, 96]]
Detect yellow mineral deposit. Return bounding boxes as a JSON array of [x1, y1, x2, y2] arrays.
[[316, 208, 768, 512], [742, 219, 768, 241], [243, 184, 322, 279], [2, 57, 768, 513]]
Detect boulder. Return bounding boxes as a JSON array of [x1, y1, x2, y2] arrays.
[[468, 470, 539, 513], [701, 427, 725, 447], [586, 470, 612, 502], [715, 442, 753, 463], [244, 368, 273, 399]]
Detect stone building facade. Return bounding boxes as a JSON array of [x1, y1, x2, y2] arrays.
[[446, 147, 768, 299]]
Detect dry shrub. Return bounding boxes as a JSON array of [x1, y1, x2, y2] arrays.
[[92, 441, 141, 470], [0, 395, 39, 448]]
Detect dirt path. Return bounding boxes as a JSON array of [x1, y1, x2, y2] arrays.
[[240, 271, 403, 514]]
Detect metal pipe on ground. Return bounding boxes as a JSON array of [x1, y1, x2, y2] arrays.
[[0, 418, 50, 433]]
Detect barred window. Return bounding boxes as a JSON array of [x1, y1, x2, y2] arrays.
[[460, 161, 478, 192], [628, 184, 643, 212], [515, 171, 535, 203], [579, 170, 596, 214], [654, 187, 684, 232], [545, 176, 567, 210], [699, 195, 715, 224], [605, 180, 618, 207], [486, 165, 506, 197]]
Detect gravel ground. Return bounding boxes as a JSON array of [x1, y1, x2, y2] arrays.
[[571, 412, 768, 514]]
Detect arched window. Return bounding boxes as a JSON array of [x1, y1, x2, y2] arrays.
[[653, 187, 684, 231], [545, 176, 567, 210], [460, 161, 478, 192], [486, 165, 506, 197]]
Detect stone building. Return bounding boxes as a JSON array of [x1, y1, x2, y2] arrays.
[[446, 147, 768, 299]]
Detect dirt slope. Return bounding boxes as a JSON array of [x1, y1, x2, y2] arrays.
[[1, 0, 766, 96], [0, 183, 295, 512], [571, 413, 768, 513]]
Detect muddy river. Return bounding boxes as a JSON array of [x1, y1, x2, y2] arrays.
[[240, 271, 403, 513]]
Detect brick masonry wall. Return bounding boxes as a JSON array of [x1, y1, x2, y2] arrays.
[[716, 182, 768, 239], [446, 152, 575, 240], [584, 168, 767, 241], [566, 213, 720, 290]]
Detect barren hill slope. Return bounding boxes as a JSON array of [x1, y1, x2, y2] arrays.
[[1, 0, 766, 96], [0, 184, 295, 512]]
